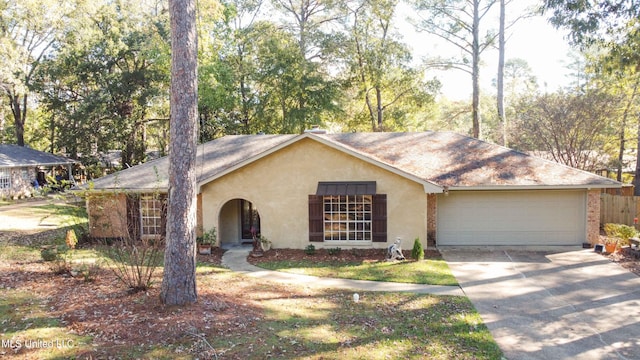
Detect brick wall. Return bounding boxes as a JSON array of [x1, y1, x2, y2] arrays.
[[587, 189, 600, 245], [427, 193, 437, 247]]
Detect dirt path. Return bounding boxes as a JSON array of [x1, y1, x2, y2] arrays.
[[0, 195, 77, 232]]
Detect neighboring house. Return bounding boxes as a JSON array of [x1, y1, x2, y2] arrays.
[[83, 132, 621, 249], [0, 145, 78, 199]]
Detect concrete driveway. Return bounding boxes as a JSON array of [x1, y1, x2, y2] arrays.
[[440, 247, 640, 360]]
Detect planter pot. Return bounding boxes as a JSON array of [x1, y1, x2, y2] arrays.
[[261, 241, 271, 252], [605, 243, 617, 253], [198, 244, 212, 255]]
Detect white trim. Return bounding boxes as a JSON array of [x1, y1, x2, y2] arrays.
[[448, 184, 620, 191]]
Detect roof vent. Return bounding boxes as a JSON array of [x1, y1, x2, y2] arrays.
[[304, 125, 326, 134]]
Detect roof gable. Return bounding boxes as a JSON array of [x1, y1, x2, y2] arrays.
[[0, 145, 77, 168], [85, 132, 621, 192]]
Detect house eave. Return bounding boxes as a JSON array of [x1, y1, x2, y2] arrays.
[[73, 187, 169, 195], [448, 184, 622, 191], [0, 160, 78, 168]]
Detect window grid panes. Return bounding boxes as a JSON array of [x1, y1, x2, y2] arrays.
[[323, 195, 372, 241], [140, 195, 162, 237], [0, 169, 10, 189]]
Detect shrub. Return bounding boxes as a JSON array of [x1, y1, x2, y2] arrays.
[[305, 244, 316, 255], [42, 244, 73, 275], [103, 237, 163, 292], [327, 247, 341, 256], [76, 262, 101, 283], [603, 223, 638, 246], [65, 229, 78, 249], [411, 238, 424, 261], [40, 246, 58, 262]]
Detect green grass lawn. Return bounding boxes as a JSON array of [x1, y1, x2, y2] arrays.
[[205, 288, 502, 360], [0, 202, 502, 359], [255, 258, 459, 286]]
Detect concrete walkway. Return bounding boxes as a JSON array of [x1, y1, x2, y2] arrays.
[[221, 245, 464, 296], [441, 247, 640, 360]]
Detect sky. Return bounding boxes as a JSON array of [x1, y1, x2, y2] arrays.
[[397, 0, 575, 100]]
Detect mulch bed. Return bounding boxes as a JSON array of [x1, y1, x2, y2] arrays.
[[0, 245, 271, 359], [605, 247, 640, 277], [246, 247, 443, 265]]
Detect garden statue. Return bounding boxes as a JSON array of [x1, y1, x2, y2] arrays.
[[386, 239, 405, 261]]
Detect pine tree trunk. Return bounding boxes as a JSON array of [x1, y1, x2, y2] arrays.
[[497, 0, 506, 146], [634, 113, 640, 196], [160, 0, 198, 306], [471, 0, 481, 139]]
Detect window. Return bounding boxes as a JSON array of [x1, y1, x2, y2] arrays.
[[0, 169, 10, 189], [140, 195, 163, 237], [323, 195, 372, 241], [309, 182, 387, 243]]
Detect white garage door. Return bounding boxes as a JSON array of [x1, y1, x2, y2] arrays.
[[437, 190, 586, 246]]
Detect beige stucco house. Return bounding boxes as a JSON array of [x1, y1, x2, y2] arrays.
[[83, 132, 621, 249]]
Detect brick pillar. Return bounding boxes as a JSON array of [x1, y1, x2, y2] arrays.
[[427, 193, 437, 247], [586, 189, 600, 245]]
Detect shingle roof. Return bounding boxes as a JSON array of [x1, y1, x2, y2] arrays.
[[85, 132, 621, 192], [0, 145, 78, 168], [320, 132, 620, 188], [87, 134, 297, 191]]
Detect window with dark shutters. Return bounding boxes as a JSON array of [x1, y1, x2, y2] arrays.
[[308, 185, 387, 243]]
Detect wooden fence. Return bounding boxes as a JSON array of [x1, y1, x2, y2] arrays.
[[600, 193, 640, 226]]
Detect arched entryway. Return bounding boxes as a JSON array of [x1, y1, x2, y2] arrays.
[[219, 198, 261, 248]]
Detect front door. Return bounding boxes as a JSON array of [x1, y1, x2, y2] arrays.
[[240, 199, 260, 241]]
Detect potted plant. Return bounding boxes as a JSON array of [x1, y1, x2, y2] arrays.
[[259, 235, 272, 252], [197, 227, 216, 255], [604, 238, 618, 254], [603, 223, 638, 254]]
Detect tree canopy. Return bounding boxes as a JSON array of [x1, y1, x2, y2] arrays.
[[1, 0, 639, 187]]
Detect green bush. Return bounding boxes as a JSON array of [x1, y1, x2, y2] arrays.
[[304, 244, 316, 255], [411, 238, 424, 261], [327, 247, 341, 256], [603, 223, 638, 246], [40, 246, 58, 262], [41, 244, 73, 274]]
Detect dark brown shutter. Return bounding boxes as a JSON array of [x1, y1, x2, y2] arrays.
[[126, 194, 141, 240], [372, 194, 387, 242], [308, 195, 324, 242], [159, 194, 168, 240]]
